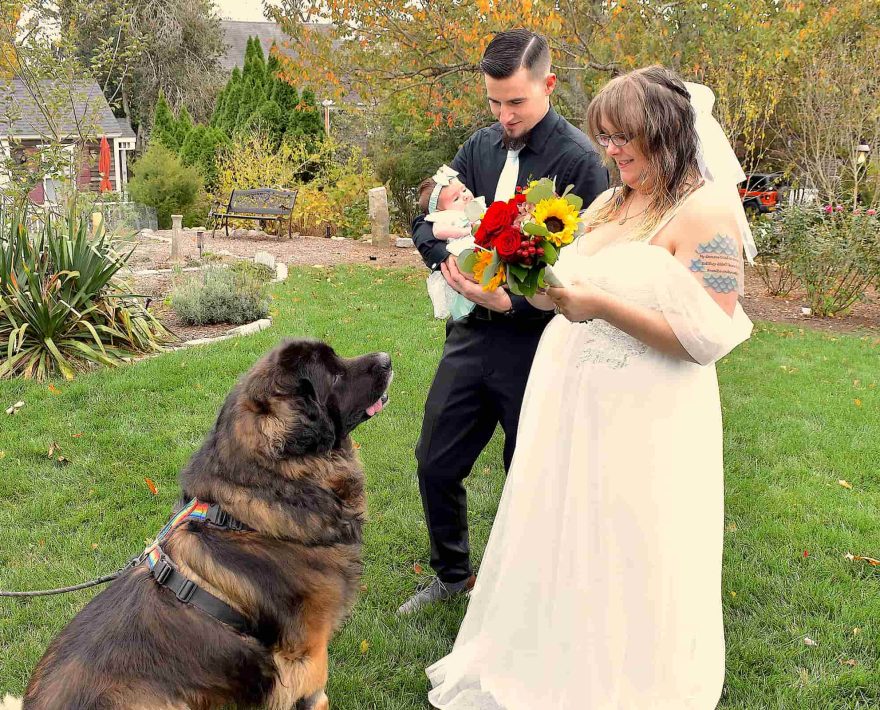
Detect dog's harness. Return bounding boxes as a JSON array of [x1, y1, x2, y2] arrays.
[[143, 498, 257, 638]]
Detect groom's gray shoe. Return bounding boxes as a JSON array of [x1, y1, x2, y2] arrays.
[[396, 575, 476, 615]]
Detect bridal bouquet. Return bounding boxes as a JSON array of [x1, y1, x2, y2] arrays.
[[457, 178, 587, 297]]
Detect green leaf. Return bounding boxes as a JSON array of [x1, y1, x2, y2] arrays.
[[507, 263, 529, 281], [525, 180, 555, 205], [564, 193, 584, 212], [480, 252, 501, 288], [523, 222, 550, 237], [542, 240, 559, 265], [458, 249, 477, 274], [507, 273, 523, 296]]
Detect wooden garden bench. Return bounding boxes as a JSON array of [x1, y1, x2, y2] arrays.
[[209, 188, 298, 238]]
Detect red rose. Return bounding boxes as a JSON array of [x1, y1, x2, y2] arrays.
[[495, 226, 523, 262], [474, 200, 516, 248]]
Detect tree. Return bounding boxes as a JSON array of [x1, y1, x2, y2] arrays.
[[180, 124, 229, 190], [270, 0, 871, 171], [175, 105, 193, 147], [56, 0, 226, 141], [151, 92, 178, 150], [0, 2, 20, 79]]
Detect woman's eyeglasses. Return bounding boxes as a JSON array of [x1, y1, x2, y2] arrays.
[[595, 132, 631, 148]]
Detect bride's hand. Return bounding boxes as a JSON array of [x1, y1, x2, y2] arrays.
[[546, 281, 608, 322]]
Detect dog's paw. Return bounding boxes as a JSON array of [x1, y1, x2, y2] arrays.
[[0, 695, 23, 710]]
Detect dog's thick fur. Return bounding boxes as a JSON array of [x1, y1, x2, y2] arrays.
[[23, 339, 392, 710]]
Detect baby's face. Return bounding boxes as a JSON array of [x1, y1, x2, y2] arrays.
[[438, 179, 474, 211]]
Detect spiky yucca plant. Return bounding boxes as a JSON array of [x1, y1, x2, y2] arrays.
[[0, 202, 171, 381]]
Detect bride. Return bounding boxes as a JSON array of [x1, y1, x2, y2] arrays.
[[426, 66, 755, 709]]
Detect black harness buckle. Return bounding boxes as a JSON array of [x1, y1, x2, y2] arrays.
[[153, 558, 172, 585], [175, 579, 196, 603]]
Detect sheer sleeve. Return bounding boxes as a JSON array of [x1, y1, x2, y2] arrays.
[[653, 248, 753, 365]]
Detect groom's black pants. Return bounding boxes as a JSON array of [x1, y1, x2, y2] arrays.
[[415, 308, 550, 584]]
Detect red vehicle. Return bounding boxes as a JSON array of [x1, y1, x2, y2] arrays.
[[739, 172, 784, 214]]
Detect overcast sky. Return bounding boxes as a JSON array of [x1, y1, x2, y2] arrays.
[[214, 0, 275, 22]]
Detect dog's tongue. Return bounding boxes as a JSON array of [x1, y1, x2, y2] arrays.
[[366, 398, 385, 417]]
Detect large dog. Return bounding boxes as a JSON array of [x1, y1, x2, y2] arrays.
[[21, 339, 392, 710]]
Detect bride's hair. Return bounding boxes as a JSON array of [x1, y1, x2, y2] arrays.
[[586, 65, 702, 238]]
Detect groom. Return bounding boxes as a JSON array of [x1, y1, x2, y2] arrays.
[[399, 29, 609, 613]]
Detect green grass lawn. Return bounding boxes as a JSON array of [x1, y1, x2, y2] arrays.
[[1, 265, 878, 708]]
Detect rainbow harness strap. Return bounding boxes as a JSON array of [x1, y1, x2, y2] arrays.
[[141, 498, 257, 639]]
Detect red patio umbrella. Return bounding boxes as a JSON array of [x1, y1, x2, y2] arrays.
[[98, 135, 112, 192]]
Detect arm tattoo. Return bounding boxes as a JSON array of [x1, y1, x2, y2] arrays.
[[689, 234, 739, 294]]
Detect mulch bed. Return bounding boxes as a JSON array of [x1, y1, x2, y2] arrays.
[[125, 229, 879, 339]]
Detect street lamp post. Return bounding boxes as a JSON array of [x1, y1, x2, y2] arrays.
[[321, 99, 334, 137]]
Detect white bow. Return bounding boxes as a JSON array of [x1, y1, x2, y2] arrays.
[[431, 164, 459, 187]]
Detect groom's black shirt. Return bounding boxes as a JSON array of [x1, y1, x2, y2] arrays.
[[412, 106, 608, 315]]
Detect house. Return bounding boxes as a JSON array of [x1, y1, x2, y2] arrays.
[[0, 79, 136, 203]]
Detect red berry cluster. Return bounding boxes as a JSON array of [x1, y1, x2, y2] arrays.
[[514, 235, 546, 266]]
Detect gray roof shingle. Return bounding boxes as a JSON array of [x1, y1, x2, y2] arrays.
[[0, 79, 128, 139], [221, 20, 292, 71]]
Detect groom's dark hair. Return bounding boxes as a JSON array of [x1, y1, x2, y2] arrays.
[[480, 29, 551, 80]]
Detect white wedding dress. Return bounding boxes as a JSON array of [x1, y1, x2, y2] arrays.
[[427, 226, 753, 709]]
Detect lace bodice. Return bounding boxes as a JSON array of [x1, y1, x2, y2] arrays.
[[554, 241, 661, 368], [551, 239, 752, 369]]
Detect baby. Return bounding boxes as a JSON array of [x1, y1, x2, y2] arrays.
[[417, 165, 486, 319]]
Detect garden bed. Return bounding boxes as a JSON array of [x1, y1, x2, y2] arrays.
[[122, 228, 879, 338]]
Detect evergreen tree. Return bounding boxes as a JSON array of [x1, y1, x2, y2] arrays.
[[175, 106, 193, 147], [221, 82, 244, 134], [151, 91, 178, 150], [248, 99, 284, 150], [180, 124, 229, 190]]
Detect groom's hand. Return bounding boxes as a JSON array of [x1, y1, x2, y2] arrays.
[[441, 256, 513, 313]]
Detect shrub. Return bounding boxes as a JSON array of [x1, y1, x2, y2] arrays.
[[780, 205, 880, 317], [216, 133, 375, 237], [0, 203, 170, 381], [171, 265, 270, 326], [751, 214, 799, 296], [128, 144, 203, 229], [229, 259, 275, 282]]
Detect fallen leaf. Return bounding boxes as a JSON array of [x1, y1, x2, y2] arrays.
[[854, 399, 862, 407], [413, 563, 424, 574], [91, 543, 98, 550], [71, 433, 82, 438], [804, 637, 817, 647], [359, 584, 368, 592], [48, 384, 61, 395], [803, 550, 809, 558], [0, 451, 5, 460], [726, 522, 737, 532], [840, 659, 858, 667], [145, 478, 159, 496], [55, 456, 69, 465], [48, 442, 60, 458], [352, 440, 361, 450], [853, 628, 861, 635], [38, 539, 45, 546], [845, 553, 880, 566], [360, 639, 369, 654], [729, 590, 737, 597], [838, 479, 853, 489]]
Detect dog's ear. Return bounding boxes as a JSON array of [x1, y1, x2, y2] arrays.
[[282, 376, 337, 457]]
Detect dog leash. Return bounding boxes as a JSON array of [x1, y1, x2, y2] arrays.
[[0, 555, 142, 597], [0, 500, 249, 599]]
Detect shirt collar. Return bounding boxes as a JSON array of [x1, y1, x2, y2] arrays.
[[490, 106, 560, 154]]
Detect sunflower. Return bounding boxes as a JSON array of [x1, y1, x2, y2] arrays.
[[472, 249, 506, 291], [532, 197, 580, 247]]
